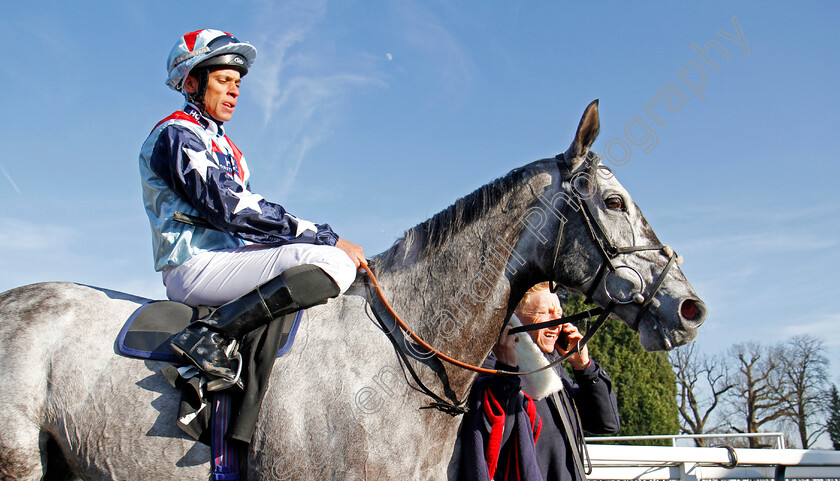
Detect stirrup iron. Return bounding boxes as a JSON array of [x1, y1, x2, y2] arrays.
[[206, 352, 243, 392]]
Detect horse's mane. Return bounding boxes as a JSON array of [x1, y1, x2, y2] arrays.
[[377, 164, 534, 269]]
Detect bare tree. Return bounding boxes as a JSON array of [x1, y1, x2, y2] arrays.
[[670, 344, 734, 446], [770, 335, 830, 448], [725, 342, 786, 448]]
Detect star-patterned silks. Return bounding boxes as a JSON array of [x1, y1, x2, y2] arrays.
[[142, 105, 340, 259], [288, 214, 318, 237], [184, 147, 219, 182], [232, 189, 264, 214]]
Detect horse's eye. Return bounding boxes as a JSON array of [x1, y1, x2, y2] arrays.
[[605, 196, 625, 211]]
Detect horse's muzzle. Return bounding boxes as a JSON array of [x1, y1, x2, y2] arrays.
[[637, 297, 706, 351]]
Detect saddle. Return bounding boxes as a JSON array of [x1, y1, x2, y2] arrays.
[[116, 300, 302, 362], [116, 300, 303, 455]]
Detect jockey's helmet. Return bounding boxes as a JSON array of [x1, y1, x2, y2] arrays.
[[165, 29, 257, 100]]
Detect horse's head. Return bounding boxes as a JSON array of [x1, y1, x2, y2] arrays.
[[513, 100, 706, 351]]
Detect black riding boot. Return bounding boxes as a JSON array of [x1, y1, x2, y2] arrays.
[[169, 264, 340, 389]]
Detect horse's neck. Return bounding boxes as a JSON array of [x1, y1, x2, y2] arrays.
[[374, 173, 552, 396]]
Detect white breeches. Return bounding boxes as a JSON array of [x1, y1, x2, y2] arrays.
[[162, 243, 357, 306]]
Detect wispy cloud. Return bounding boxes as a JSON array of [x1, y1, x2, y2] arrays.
[[248, 0, 386, 199], [239, 0, 473, 201], [394, 0, 474, 105], [0, 164, 21, 196], [251, 27, 310, 126]]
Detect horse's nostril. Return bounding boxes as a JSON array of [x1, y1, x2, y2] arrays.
[[680, 298, 705, 323]]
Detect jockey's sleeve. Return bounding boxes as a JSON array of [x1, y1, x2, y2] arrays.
[[149, 124, 338, 246]]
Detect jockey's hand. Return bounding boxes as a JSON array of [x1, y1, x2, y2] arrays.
[[335, 238, 366, 271], [556, 323, 591, 371], [493, 327, 519, 368]]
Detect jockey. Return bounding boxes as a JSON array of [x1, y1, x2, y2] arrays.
[[140, 29, 365, 389]]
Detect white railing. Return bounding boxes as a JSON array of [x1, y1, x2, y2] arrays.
[[581, 439, 840, 480], [587, 433, 787, 449]]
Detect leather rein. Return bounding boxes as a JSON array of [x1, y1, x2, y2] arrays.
[[363, 265, 609, 377]]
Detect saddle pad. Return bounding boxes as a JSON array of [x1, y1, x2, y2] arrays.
[[116, 300, 303, 362]]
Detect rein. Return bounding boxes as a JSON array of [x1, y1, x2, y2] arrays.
[[361, 263, 616, 415], [362, 263, 611, 378], [362, 264, 510, 376]]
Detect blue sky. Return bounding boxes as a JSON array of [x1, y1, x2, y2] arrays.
[[2, 2, 838, 389]]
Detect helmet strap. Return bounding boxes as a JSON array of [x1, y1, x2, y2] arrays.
[[183, 68, 227, 125], [184, 68, 210, 112]]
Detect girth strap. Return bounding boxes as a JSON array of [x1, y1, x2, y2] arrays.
[[211, 392, 240, 480]]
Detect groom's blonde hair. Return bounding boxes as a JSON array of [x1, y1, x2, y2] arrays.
[[516, 282, 553, 311]]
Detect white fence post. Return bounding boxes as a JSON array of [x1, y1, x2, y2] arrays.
[[679, 462, 700, 481]]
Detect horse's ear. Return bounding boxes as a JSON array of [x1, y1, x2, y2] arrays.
[[564, 99, 600, 169]]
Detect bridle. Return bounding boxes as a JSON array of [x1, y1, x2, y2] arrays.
[[548, 153, 683, 341], [362, 153, 683, 411]]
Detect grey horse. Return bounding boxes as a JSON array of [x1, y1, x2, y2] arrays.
[[0, 101, 705, 480]]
